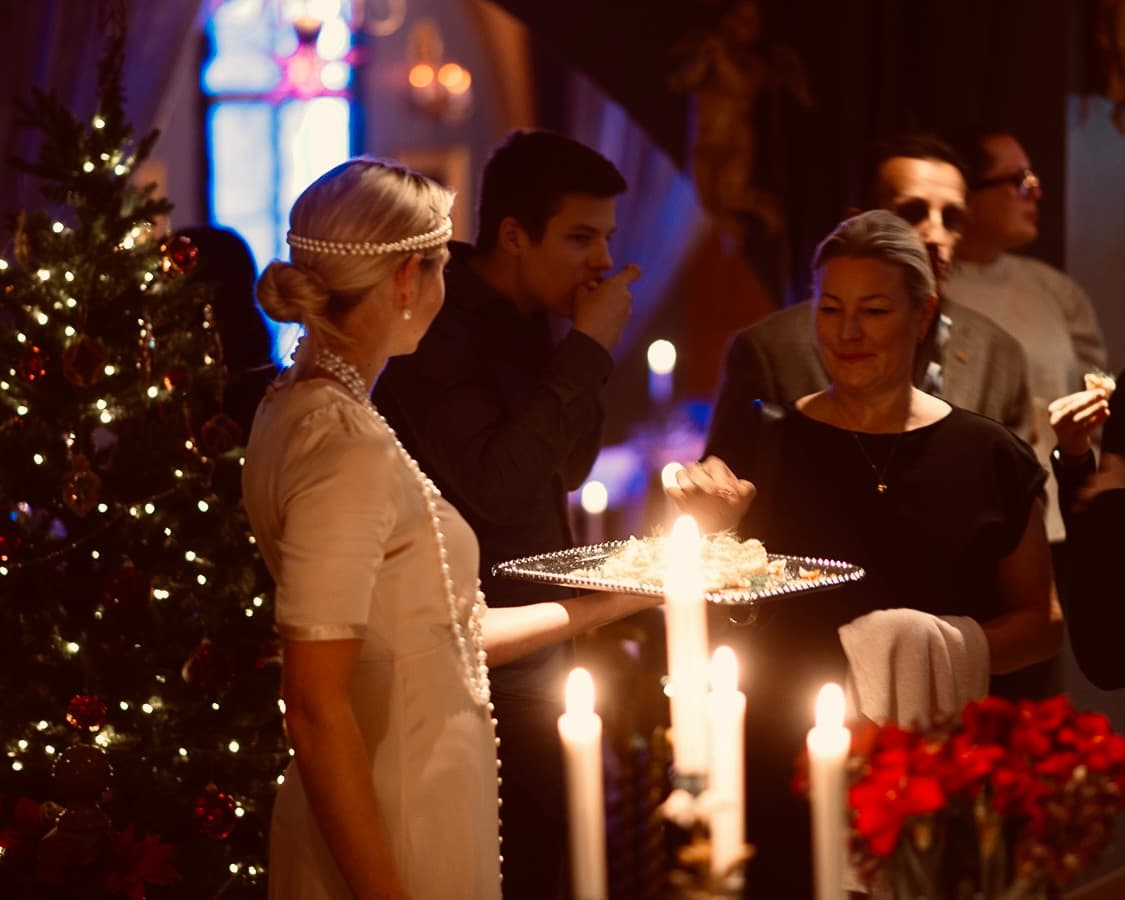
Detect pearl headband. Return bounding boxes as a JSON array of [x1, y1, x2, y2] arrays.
[[286, 217, 453, 256]]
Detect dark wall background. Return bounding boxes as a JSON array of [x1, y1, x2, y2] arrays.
[[494, 0, 1074, 302]]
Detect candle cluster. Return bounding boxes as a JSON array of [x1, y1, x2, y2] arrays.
[[557, 513, 853, 897]]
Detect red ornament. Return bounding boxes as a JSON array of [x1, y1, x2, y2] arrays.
[[61, 454, 102, 518], [191, 786, 237, 840], [52, 745, 113, 807], [200, 413, 243, 456], [161, 234, 199, 273], [61, 336, 109, 387], [66, 694, 108, 733], [17, 345, 48, 382], [102, 565, 151, 619], [182, 638, 234, 695]]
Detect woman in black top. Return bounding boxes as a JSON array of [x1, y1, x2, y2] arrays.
[[669, 209, 1062, 899]]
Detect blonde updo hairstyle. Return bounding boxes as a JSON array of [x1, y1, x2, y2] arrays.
[[257, 158, 453, 345]]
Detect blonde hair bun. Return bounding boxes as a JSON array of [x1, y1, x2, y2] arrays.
[[256, 261, 330, 325]]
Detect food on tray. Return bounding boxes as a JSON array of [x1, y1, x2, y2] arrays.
[[570, 531, 821, 593], [1084, 370, 1117, 397]]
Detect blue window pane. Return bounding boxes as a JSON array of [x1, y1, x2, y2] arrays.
[[278, 98, 351, 220], [203, 54, 281, 95], [208, 103, 277, 225], [205, 1, 354, 368], [203, 0, 282, 94]]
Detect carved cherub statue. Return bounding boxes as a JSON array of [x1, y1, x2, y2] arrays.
[[669, 0, 812, 251]]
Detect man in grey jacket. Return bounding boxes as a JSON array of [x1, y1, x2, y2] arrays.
[[706, 134, 1033, 451]]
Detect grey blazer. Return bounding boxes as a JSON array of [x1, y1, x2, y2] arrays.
[[706, 298, 1034, 449]]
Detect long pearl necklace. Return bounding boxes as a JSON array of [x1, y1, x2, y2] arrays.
[[314, 349, 492, 709]]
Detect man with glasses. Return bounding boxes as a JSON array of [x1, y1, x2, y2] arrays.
[[945, 129, 1107, 545], [706, 133, 1033, 454]]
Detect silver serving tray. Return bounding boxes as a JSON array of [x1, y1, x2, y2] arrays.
[[492, 540, 865, 607]]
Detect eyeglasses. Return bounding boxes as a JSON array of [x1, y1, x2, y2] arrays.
[[970, 168, 1041, 198]]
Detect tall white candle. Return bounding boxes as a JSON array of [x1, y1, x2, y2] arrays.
[[707, 646, 746, 886], [580, 480, 608, 545], [807, 683, 850, 900], [647, 339, 676, 410], [664, 514, 710, 778], [558, 668, 607, 900]]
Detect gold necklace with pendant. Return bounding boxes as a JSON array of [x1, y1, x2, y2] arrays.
[[850, 431, 903, 494]]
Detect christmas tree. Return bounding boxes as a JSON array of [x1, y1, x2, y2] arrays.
[[0, 7, 284, 898]]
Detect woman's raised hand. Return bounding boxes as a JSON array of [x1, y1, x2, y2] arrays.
[[1047, 387, 1111, 457], [664, 455, 756, 534]]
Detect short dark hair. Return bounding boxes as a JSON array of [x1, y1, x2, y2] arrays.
[[947, 125, 1019, 185], [860, 133, 967, 208], [475, 130, 627, 254]]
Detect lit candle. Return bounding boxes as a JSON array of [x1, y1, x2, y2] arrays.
[[664, 514, 710, 779], [580, 480, 609, 545], [647, 339, 676, 410], [807, 683, 850, 900], [707, 646, 746, 886], [558, 668, 607, 900]]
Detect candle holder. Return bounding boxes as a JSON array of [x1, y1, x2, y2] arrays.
[[659, 780, 755, 899]]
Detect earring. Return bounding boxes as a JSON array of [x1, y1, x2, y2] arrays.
[[402, 308, 413, 321]]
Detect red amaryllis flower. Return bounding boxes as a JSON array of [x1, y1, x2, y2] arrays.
[[962, 696, 1017, 745], [805, 695, 1125, 894], [946, 734, 1006, 792], [850, 770, 946, 857], [1018, 695, 1073, 735]]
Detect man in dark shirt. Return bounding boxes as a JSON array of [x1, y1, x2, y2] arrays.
[[374, 130, 639, 899]]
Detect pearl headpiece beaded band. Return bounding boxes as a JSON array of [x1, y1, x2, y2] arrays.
[[287, 217, 453, 256]]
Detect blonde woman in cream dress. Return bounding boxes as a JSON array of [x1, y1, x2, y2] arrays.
[[244, 159, 658, 900]]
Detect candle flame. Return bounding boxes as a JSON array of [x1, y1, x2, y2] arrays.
[[647, 339, 677, 375], [664, 515, 704, 603], [580, 480, 609, 515], [565, 667, 596, 716], [815, 682, 845, 729], [710, 646, 738, 692], [660, 461, 684, 490]]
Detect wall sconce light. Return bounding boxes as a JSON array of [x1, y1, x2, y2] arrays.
[[406, 18, 473, 124]]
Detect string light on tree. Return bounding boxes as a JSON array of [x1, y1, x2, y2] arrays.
[[0, 13, 286, 892]]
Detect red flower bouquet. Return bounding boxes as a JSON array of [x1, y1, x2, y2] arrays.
[[844, 696, 1125, 899]]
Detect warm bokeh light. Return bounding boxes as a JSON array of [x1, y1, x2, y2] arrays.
[[580, 480, 608, 515], [660, 461, 685, 490], [408, 63, 435, 88], [437, 62, 472, 94], [647, 339, 677, 375], [710, 645, 739, 693], [664, 514, 703, 602], [815, 682, 845, 729], [564, 667, 596, 716]]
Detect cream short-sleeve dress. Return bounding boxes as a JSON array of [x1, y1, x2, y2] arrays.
[[243, 376, 501, 899]]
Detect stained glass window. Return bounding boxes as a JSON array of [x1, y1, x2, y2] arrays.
[[202, 0, 356, 365]]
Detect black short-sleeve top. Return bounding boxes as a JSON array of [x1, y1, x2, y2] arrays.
[[727, 405, 1045, 652]]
